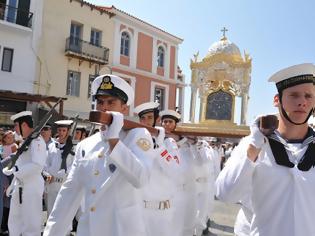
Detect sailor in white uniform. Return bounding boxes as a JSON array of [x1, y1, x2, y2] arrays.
[[159, 110, 194, 236], [3, 111, 47, 236], [191, 139, 216, 236], [44, 74, 154, 236], [44, 120, 75, 216], [216, 63, 315, 236], [134, 102, 180, 236]]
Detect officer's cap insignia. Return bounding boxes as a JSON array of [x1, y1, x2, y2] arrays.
[[136, 138, 151, 151], [99, 76, 114, 90]]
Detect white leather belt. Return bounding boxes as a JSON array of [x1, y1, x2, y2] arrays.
[[53, 177, 64, 183], [144, 199, 171, 210]]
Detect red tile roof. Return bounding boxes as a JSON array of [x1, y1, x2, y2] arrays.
[[97, 5, 183, 42], [71, 0, 115, 17]]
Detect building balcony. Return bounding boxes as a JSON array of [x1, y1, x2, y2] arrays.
[[65, 36, 109, 65], [0, 3, 33, 28]]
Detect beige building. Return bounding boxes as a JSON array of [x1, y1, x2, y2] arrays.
[[37, 0, 114, 118], [36, 0, 184, 120]]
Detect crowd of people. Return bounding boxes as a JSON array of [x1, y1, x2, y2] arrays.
[[0, 74, 236, 236], [1, 62, 314, 236]]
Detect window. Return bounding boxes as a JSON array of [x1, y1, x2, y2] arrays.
[[157, 46, 165, 67], [90, 29, 101, 46], [120, 32, 130, 56], [70, 23, 82, 53], [154, 87, 165, 110], [66, 70, 80, 97], [2, 0, 31, 27], [1, 48, 14, 72], [87, 74, 96, 98], [7, 0, 18, 23]]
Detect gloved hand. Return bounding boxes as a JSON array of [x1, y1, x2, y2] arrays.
[[155, 126, 165, 147], [101, 111, 124, 140], [249, 116, 266, 149], [3, 166, 17, 176]]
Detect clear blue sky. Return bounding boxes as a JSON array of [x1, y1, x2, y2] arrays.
[[89, 0, 315, 124]]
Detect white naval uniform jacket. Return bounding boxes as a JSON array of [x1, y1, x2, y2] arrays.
[[191, 140, 216, 232], [173, 139, 199, 236], [45, 140, 75, 176], [216, 137, 315, 236], [44, 128, 154, 236], [45, 141, 75, 186], [44, 140, 75, 215], [8, 135, 47, 236], [141, 136, 182, 236]]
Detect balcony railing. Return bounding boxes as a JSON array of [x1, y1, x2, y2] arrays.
[[0, 3, 33, 28], [65, 36, 109, 65]]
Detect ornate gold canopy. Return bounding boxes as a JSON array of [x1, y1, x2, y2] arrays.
[[187, 29, 252, 137]]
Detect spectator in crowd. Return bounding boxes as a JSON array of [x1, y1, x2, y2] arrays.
[[1, 131, 17, 158]]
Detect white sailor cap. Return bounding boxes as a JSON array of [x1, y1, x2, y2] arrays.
[[55, 120, 73, 127], [75, 125, 86, 131], [160, 110, 181, 123], [10, 111, 32, 123], [134, 102, 160, 117], [268, 63, 315, 92], [203, 136, 217, 142], [43, 124, 52, 129], [207, 137, 217, 142], [91, 74, 134, 106]]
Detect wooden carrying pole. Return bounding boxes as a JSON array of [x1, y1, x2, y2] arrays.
[[89, 111, 159, 136], [89, 111, 250, 138]]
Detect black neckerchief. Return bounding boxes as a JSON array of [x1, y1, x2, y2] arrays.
[[152, 137, 159, 149], [267, 127, 315, 171]]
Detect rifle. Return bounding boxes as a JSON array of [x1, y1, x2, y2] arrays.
[[69, 114, 79, 139], [59, 114, 79, 172], [7, 98, 63, 169]]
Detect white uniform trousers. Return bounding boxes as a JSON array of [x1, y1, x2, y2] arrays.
[[8, 180, 43, 236], [46, 182, 72, 234], [46, 182, 62, 216], [194, 179, 212, 236], [173, 182, 196, 236]]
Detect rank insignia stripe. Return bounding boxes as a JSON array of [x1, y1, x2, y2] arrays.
[[136, 138, 151, 151]]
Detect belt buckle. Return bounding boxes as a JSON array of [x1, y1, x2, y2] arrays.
[[159, 200, 170, 210], [158, 201, 163, 210], [165, 200, 170, 209]]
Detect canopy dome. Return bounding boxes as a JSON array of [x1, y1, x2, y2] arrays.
[[205, 38, 241, 59]]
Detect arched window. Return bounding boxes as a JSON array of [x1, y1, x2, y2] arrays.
[[120, 32, 130, 56], [157, 46, 165, 67]]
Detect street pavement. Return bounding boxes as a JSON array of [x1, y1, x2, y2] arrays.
[[205, 199, 240, 236]]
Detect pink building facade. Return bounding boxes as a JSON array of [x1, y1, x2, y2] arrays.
[[100, 6, 185, 117]]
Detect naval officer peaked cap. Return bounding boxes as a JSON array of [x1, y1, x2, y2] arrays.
[[160, 110, 181, 122], [55, 120, 73, 127], [10, 111, 32, 123], [268, 63, 315, 92], [91, 74, 135, 106], [134, 102, 160, 117]]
